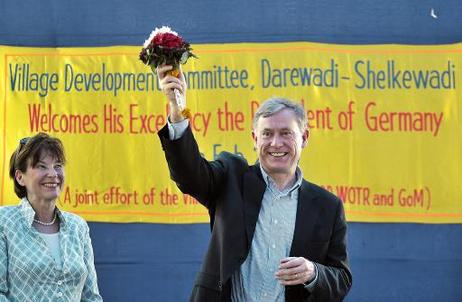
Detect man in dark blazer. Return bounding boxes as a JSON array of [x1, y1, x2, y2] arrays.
[[157, 65, 352, 302]]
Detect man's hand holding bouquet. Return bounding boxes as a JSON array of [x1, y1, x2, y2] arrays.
[[140, 26, 196, 120]]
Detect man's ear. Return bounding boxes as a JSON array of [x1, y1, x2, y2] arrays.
[[301, 128, 310, 148], [15, 170, 25, 186], [252, 130, 257, 150]]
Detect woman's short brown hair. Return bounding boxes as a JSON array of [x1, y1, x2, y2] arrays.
[[9, 133, 66, 198]]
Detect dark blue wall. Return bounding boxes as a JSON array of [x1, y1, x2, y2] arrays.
[[2, 1, 462, 301], [88, 223, 462, 302], [2, 0, 461, 46]]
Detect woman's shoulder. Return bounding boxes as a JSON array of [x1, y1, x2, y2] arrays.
[[0, 204, 22, 232], [0, 204, 21, 220], [60, 211, 89, 230]]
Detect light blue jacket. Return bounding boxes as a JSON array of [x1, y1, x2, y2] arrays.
[[0, 198, 103, 302]]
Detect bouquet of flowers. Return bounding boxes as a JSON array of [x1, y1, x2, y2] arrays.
[[139, 26, 196, 118]]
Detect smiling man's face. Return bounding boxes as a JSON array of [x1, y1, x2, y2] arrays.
[[252, 109, 309, 179]]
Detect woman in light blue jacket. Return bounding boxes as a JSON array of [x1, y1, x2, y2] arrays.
[[0, 133, 103, 302]]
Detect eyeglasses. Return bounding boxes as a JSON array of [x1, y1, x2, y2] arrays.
[[19, 137, 30, 146], [15, 137, 30, 164], [18, 137, 30, 152]]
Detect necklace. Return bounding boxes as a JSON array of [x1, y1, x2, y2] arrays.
[[33, 211, 57, 226]]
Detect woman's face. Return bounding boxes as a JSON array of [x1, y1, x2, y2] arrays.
[[16, 153, 65, 205]]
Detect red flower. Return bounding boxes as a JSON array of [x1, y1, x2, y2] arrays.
[[140, 26, 197, 68], [151, 32, 184, 49]]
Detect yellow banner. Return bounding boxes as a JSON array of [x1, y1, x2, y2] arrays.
[[1, 42, 461, 223]]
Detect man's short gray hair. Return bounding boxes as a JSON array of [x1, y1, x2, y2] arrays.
[[252, 97, 308, 131]]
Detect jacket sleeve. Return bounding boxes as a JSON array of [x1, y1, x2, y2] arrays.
[[158, 124, 227, 210], [0, 225, 11, 302], [309, 201, 352, 301], [80, 224, 103, 302]]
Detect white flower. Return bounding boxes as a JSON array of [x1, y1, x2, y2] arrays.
[[143, 26, 179, 48]]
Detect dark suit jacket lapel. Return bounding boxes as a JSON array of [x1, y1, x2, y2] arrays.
[[290, 180, 320, 257], [242, 165, 266, 248]]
